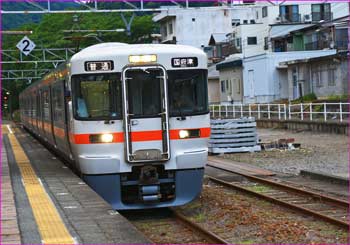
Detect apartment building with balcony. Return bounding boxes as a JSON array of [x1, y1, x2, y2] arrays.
[[270, 15, 349, 53], [152, 4, 263, 50], [153, 2, 349, 104]]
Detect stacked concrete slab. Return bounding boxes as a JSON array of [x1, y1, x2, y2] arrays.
[[209, 117, 261, 154]]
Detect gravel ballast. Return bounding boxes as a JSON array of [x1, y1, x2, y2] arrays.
[[221, 128, 349, 178]]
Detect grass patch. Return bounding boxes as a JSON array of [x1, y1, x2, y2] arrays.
[[291, 93, 317, 103], [246, 185, 272, 193], [326, 94, 349, 101], [192, 213, 206, 223], [238, 239, 257, 244]]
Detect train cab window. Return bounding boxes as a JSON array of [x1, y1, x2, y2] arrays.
[[72, 74, 122, 120], [125, 69, 162, 118], [168, 69, 208, 116]]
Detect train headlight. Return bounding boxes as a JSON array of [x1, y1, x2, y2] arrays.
[[101, 133, 114, 143], [179, 130, 190, 139], [129, 54, 157, 63], [179, 129, 201, 139]]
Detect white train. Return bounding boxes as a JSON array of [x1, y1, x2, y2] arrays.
[[19, 43, 210, 209]]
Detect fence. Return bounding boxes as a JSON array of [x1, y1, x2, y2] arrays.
[[210, 102, 350, 122]]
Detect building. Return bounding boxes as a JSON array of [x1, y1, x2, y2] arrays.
[[270, 15, 349, 52], [216, 54, 243, 104], [207, 65, 220, 104], [242, 50, 336, 103], [153, 5, 264, 49], [280, 51, 349, 100], [154, 3, 349, 104]]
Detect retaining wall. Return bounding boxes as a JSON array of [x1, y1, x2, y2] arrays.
[[256, 119, 348, 135]]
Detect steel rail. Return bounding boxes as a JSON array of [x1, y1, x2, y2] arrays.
[[208, 176, 349, 230], [170, 208, 229, 244], [207, 162, 349, 208]]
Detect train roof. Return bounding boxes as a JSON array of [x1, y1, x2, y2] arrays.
[[20, 43, 208, 95], [70, 43, 205, 61], [70, 43, 207, 73]]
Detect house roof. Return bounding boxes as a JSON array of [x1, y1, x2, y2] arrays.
[[279, 50, 349, 66], [216, 56, 242, 70], [270, 24, 315, 39], [208, 64, 219, 79], [208, 33, 228, 45]]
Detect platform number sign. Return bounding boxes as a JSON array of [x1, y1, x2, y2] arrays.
[[16, 36, 36, 56]]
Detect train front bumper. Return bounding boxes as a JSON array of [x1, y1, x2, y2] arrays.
[[83, 168, 204, 210]]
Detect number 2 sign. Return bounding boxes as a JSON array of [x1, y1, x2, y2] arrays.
[[16, 36, 36, 56]]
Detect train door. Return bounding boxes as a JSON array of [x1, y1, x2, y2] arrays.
[[52, 80, 71, 155], [42, 87, 53, 142], [38, 89, 45, 137], [35, 91, 41, 134], [122, 66, 170, 163]]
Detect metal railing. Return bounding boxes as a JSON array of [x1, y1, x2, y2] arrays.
[[210, 102, 350, 122]]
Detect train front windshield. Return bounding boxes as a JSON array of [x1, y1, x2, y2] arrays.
[[168, 69, 208, 116], [72, 73, 122, 120], [72, 69, 208, 120]]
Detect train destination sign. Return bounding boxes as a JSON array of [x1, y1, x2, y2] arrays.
[[171, 57, 198, 67], [85, 61, 114, 71], [16, 36, 36, 56]]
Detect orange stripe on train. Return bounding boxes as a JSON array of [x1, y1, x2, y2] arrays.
[[73, 127, 211, 144]]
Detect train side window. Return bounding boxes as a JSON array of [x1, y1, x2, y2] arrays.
[[52, 82, 64, 122], [37, 91, 41, 119], [32, 92, 36, 118], [42, 89, 50, 121]]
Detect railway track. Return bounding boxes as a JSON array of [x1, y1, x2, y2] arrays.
[[122, 208, 228, 244], [170, 208, 229, 244], [207, 163, 350, 230]]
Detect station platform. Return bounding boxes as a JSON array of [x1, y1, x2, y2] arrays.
[[1, 124, 149, 244]]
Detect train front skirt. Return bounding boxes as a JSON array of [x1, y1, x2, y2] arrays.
[[83, 168, 204, 210]]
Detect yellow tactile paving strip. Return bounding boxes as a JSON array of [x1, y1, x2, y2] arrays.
[[5, 125, 75, 244], [1, 125, 21, 244]]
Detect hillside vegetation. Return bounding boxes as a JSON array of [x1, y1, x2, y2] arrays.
[[2, 11, 158, 114]]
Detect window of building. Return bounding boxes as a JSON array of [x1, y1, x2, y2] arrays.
[[247, 36, 257, 45], [168, 23, 173, 35], [264, 37, 268, 50], [328, 64, 335, 86], [335, 29, 348, 50], [243, 20, 248, 24], [236, 38, 241, 48], [237, 79, 241, 94], [192, 18, 196, 22], [250, 20, 256, 24], [226, 80, 231, 93], [221, 80, 226, 93], [232, 19, 240, 26], [161, 25, 167, 37], [262, 6, 268, 18], [313, 67, 322, 88], [292, 67, 298, 88], [312, 3, 331, 22], [280, 5, 299, 22]]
